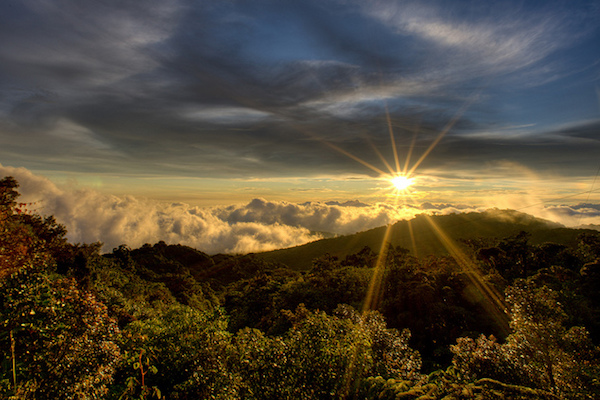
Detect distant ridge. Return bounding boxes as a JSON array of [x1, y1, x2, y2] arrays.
[[579, 224, 600, 231], [255, 209, 595, 270]]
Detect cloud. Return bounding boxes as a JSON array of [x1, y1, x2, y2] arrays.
[[3, 166, 600, 254], [3, 165, 420, 253], [540, 204, 600, 228], [216, 198, 404, 235], [0, 0, 178, 88], [0, 165, 318, 254], [362, 0, 588, 84], [180, 106, 273, 125], [1, 0, 597, 183]]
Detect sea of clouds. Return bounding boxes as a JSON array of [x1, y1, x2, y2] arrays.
[[2, 165, 599, 255]]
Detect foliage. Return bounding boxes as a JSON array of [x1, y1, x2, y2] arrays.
[[1, 176, 122, 399], [276, 263, 373, 315], [114, 305, 235, 400], [2, 176, 600, 399], [224, 274, 286, 333], [0, 177, 48, 280], [333, 305, 422, 382], [577, 233, 600, 263], [232, 305, 371, 400], [108, 243, 218, 310], [118, 348, 161, 400], [356, 370, 564, 400], [1, 270, 121, 399], [451, 281, 600, 399]]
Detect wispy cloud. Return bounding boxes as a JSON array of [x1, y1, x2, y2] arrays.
[[0, 0, 179, 88], [180, 106, 273, 124], [0, 0, 598, 199], [362, 0, 585, 84]]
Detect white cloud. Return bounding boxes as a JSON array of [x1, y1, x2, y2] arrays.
[[535, 204, 600, 228], [180, 106, 272, 124], [0, 165, 317, 254], [363, 1, 575, 83], [0, 166, 415, 253], [2, 165, 599, 255], [216, 198, 401, 235], [48, 119, 111, 150]]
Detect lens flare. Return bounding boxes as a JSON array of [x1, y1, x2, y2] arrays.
[[390, 175, 414, 191]]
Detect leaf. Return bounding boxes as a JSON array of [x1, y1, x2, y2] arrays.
[[126, 376, 139, 388]]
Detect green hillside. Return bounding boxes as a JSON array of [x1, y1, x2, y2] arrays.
[[256, 209, 593, 270]]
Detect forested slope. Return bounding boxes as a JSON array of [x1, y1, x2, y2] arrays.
[[2, 176, 600, 399], [256, 209, 593, 270]]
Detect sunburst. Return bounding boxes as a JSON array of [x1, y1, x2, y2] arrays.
[[389, 174, 415, 192], [324, 94, 509, 394]]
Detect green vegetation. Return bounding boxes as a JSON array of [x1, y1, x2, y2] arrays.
[[256, 209, 593, 270], [1, 176, 599, 399]]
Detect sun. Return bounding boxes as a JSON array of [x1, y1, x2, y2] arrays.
[[389, 175, 414, 191]]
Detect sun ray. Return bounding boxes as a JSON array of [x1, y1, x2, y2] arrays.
[[361, 224, 394, 313], [322, 141, 388, 177], [423, 215, 510, 335], [408, 92, 479, 176], [403, 121, 419, 174], [369, 141, 397, 176], [385, 103, 402, 174], [407, 219, 418, 258]]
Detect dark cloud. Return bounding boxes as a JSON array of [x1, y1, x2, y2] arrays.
[[0, 0, 598, 187], [425, 119, 600, 177]]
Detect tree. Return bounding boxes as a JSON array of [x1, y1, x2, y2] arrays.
[[334, 304, 422, 382], [504, 282, 599, 398], [1, 272, 122, 399], [0, 177, 122, 399], [0, 177, 40, 280], [451, 281, 600, 399], [229, 304, 423, 400], [116, 305, 237, 400], [232, 304, 374, 399], [0, 176, 19, 216]]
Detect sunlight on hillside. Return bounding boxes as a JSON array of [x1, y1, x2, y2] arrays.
[[329, 99, 515, 393], [423, 215, 510, 335]]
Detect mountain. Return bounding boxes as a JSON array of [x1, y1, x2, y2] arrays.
[[579, 224, 600, 231], [255, 209, 596, 270]]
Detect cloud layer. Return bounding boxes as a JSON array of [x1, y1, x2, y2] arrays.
[[3, 165, 599, 255]]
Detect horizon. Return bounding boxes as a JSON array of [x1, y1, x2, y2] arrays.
[[3, 163, 600, 254], [1, 0, 600, 253]]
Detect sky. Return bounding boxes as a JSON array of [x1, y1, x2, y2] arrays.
[[1, 0, 600, 253]]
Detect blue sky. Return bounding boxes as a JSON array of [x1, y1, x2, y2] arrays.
[[1, 0, 600, 251]]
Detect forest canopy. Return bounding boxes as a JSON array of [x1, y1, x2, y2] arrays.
[[1, 176, 599, 399]]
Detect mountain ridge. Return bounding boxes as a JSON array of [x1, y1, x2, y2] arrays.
[[254, 208, 593, 270]]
